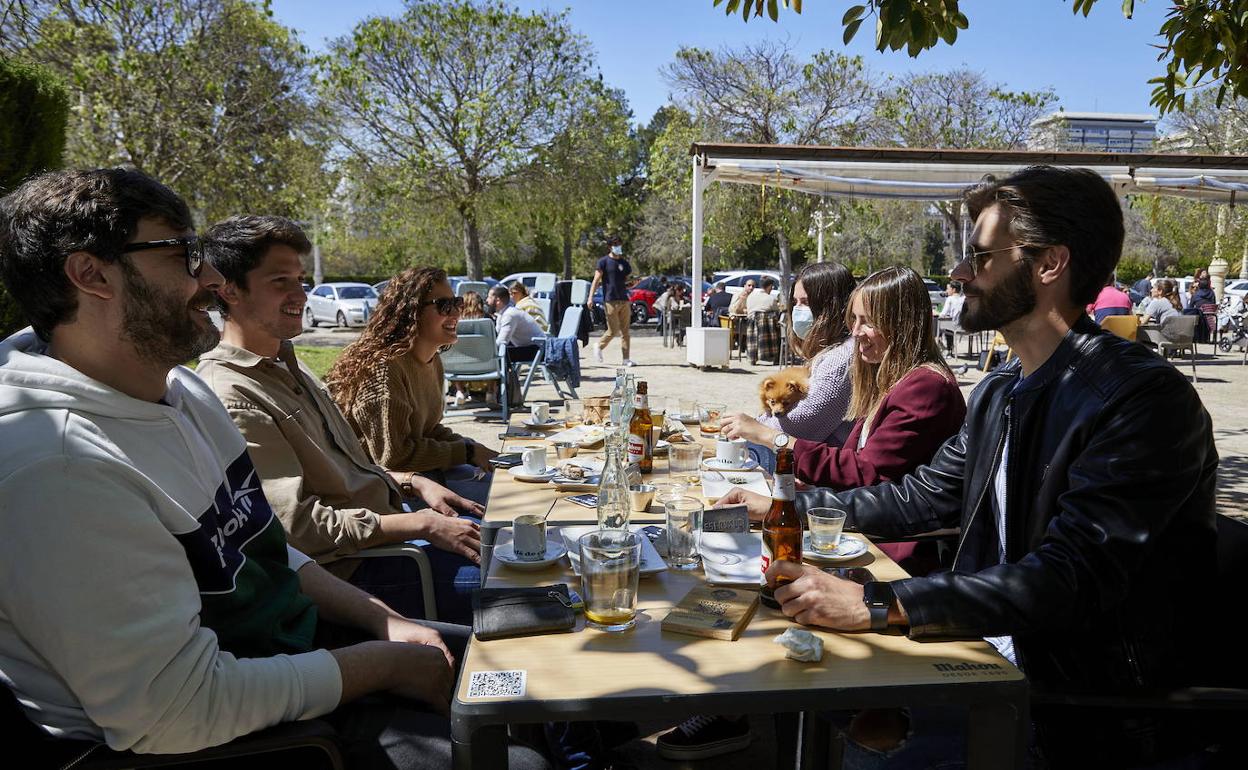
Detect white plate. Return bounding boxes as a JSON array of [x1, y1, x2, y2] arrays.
[[802, 533, 869, 563], [560, 525, 667, 577], [493, 540, 569, 570], [522, 418, 562, 429], [703, 458, 760, 472], [508, 465, 559, 482]]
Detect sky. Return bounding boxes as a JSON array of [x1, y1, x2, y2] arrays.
[[270, 0, 1177, 128]]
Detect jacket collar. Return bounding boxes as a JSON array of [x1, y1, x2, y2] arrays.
[[199, 339, 295, 370], [1005, 315, 1101, 396]]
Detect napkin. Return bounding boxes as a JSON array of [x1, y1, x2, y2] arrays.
[[773, 628, 824, 662]]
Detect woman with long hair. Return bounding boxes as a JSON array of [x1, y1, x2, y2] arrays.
[[1140, 278, 1181, 324], [790, 265, 966, 492], [327, 267, 499, 488], [451, 290, 493, 406], [721, 261, 858, 451]]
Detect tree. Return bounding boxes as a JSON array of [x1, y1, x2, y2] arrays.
[[320, 0, 590, 280], [5, 0, 330, 225], [711, 0, 1247, 115], [871, 68, 1057, 260], [662, 40, 875, 294], [0, 54, 68, 338]]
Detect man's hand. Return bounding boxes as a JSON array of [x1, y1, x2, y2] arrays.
[[469, 443, 499, 474], [382, 615, 454, 667], [721, 412, 780, 446], [332, 641, 454, 716], [767, 561, 871, 631], [422, 512, 482, 563], [714, 487, 772, 523], [418, 478, 484, 518]]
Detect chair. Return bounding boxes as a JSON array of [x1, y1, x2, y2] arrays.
[[3, 681, 344, 770], [514, 307, 582, 401], [1200, 302, 1219, 351], [454, 280, 489, 299], [1140, 314, 1199, 381], [352, 542, 438, 621], [568, 278, 590, 306], [557, 304, 585, 340], [1099, 314, 1140, 341], [442, 318, 510, 421]]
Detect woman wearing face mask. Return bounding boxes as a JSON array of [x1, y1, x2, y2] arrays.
[[720, 262, 858, 461]]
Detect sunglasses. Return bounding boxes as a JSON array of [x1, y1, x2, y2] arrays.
[[420, 296, 465, 315], [960, 243, 1037, 277], [120, 235, 205, 278]]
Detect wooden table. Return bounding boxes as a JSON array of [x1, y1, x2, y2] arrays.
[[452, 528, 1028, 769]]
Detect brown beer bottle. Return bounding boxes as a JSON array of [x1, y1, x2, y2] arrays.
[[627, 380, 654, 474], [761, 442, 801, 609]]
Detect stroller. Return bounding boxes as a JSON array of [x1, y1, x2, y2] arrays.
[[1218, 298, 1248, 352]]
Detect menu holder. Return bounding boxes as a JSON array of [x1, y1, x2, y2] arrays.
[[662, 584, 760, 641]]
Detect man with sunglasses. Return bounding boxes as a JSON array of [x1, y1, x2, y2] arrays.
[[196, 215, 483, 625], [720, 166, 1218, 766], [0, 170, 547, 768]]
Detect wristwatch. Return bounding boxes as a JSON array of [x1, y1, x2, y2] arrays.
[[772, 433, 790, 449], [399, 472, 417, 497], [863, 581, 894, 632]]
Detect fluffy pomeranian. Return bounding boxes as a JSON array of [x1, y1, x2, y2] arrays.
[[759, 367, 810, 416]]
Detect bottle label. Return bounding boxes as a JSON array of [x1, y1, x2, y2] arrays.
[[773, 473, 795, 501], [760, 538, 773, 584], [627, 433, 645, 464]]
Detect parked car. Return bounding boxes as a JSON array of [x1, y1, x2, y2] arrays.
[[372, 280, 389, 296], [712, 270, 784, 298], [923, 278, 945, 308], [449, 275, 498, 295], [304, 282, 378, 328], [498, 272, 557, 292], [1224, 278, 1248, 302]]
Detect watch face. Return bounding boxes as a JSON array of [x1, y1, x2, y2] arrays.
[[773, 433, 789, 448], [864, 580, 894, 606]]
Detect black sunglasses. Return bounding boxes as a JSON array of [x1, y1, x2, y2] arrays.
[[420, 296, 465, 315], [119, 236, 205, 278]]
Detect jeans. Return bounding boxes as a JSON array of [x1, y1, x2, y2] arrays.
[[745, 441, 777, 474]]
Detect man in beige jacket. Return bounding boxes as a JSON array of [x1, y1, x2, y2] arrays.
[[197, 215, 482, 623]]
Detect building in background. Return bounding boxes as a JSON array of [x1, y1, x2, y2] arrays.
[[1029, 111, 1157, 152]]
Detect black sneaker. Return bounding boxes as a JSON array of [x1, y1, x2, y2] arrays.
[[656, 715, 751, 760]]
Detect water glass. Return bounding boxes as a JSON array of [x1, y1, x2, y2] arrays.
[[807, 507, 848, 554], [564, 398, 584, 428], [698, 402, 725, 436], [664, 496, 703, 570], [579, 530, 642, 632], [678, 397, 696, 421], [668, 442, 704, 486], [652, 480, 690, 505]]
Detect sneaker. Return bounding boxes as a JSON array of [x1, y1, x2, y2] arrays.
[[656, 715, 750, 760], [453, 392, 467, 407], [593, 346, 604, 363], [622, 359, 636, 367]]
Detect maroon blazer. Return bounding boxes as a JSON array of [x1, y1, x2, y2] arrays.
[[793, 366, 966, 490]]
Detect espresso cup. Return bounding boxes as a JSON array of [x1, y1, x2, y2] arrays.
[[531, 402, 550, 424], [715, 437, 748, 468], [522, 446, 548, 474], [513, 514, 548, 561]]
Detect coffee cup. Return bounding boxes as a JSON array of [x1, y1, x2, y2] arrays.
[[531, 402, 550, 424], [513, 514, 548, 561], [522, 446, 548, 474], [715, 437, 748, 468]]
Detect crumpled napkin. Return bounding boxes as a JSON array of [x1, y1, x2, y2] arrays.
[[773, 628, 823, 662]]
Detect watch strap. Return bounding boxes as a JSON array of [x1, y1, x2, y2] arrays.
[[863, 581, 893, 632]]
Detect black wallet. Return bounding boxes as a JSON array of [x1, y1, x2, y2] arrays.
[[472, 584, 576, 641]]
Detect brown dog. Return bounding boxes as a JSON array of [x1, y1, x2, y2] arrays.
[[759, 367, 810, 416]]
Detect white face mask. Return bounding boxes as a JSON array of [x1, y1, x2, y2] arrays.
[[611, 245, 623, 256], [791, 304, 814, 339]]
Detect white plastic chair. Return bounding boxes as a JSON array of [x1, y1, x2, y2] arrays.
[[442, 318, 510, 420], [455, 281, 489, 299], [569, 279, 590, 305]]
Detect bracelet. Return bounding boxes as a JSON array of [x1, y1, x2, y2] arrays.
[[399, 472, 416, 496]]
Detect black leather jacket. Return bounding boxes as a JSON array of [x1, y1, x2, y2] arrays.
[[797, 316, 1218, 694]]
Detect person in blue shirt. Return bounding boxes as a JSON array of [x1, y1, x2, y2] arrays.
[[587, 236, 634, 366]]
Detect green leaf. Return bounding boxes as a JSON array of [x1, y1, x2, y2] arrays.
[[843, 17, 864, 45], [842, 5, 866, 25], [1121, 0, 1134, 20], [767, 0, 778, 21]]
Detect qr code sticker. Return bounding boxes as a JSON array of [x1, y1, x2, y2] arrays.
[[467, 670, 526, 699]]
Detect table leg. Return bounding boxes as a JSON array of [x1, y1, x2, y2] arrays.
[[451, 718, 508, 770], [797, 710, 832, 769], [967, 696, 1028, 770], [480, 524, 501, 587]]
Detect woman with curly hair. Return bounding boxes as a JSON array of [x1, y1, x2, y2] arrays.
[[327, 268, 499, 499]]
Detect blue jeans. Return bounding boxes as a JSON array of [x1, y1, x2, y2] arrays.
[[746, 441, 777, 474], [347, 516, 482, 625]]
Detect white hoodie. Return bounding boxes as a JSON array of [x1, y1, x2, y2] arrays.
[[0, 329, 340, 753]]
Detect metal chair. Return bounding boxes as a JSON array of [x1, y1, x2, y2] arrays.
[[441, 318, 510, 421], [1141, 314, 1199, 381], [514, 306, 583, 401], [351, 542, 438, 621], [454, 280, 489, 299]]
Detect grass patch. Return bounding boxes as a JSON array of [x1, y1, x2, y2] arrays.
[[293, 345, 343, 380]]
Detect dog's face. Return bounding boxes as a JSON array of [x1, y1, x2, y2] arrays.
[[760, 375, 807, 416]]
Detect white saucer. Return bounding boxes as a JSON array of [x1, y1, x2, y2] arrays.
[[493, 541, 569, 570], [703, 457, 760, 472], [522, 418, 562, 429], [508, 465, 559, 482], [802, 533, 869, 563]]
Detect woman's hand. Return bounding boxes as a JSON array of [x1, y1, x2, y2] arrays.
[[721, 412, 779, 447], [714, 488, 772, 523]]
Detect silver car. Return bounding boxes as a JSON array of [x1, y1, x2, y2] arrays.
[[304, 282, 378, 328]]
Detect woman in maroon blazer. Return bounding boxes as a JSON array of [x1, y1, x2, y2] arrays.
[[792, 267, 966, 564]]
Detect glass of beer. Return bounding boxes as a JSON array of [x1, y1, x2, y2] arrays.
[[563, 399, 584, 428], [697, 402, 725, 436], [668, 442, 704, 486], [579, 530, 642, 632]]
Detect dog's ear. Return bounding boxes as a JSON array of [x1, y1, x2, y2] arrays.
[[787, 381, 800, 393], [761, 377, 776, 389]]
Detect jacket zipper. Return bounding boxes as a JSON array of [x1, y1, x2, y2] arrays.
[[952, 403, 1010, 569]]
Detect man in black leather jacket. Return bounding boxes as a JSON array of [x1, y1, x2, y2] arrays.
[[719, 166, 1218, 766]]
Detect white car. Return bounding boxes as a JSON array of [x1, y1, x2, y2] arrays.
[[1224, 278, 1248, 302], [923, 279, 945, 308], [304, 282, 378, 328], [712, 270, 784, 297]]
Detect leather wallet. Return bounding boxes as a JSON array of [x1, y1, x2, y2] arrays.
[[472, 584, 576, 641]]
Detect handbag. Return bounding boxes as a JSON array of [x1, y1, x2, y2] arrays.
[[472, 583, 576, 641]]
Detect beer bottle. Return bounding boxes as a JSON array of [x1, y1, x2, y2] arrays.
[[627, 380, 654, 474], [761, 441, 801, 609]]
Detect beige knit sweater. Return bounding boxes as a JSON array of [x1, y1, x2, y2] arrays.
[[338, 350, 468, 472]]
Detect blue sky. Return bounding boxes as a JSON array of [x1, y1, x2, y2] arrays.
[[271, 0, 1175, 127]]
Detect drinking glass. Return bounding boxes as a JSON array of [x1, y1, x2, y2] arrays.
[[807, 508, 848, 554], [678, 397, 696, 421], [652, 480, 690, 505], [564, 398, 584, 428], [698, 402, 725, 436], [668, 442, 704, 486], [664, 496, 703, 570], [579, 530, 642, 632]]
